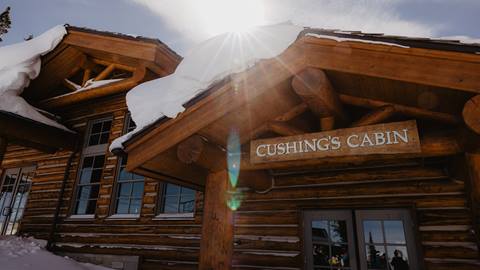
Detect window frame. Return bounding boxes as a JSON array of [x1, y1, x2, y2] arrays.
[[303, 210, 358, 270], [355, 209, 419, 270], [109, 114, 144, 218], [155, 182, 196, 220], [303, 209, 419, 270], [70, 116, 112, 218]]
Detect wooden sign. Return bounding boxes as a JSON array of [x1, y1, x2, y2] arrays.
[[250, 120, 421, 164]]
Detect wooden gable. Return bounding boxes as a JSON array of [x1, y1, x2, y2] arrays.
[[22, 26, 181, 111], [118, 33, 479, 190]]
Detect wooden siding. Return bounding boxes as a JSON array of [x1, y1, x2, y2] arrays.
[[2, 95, 203, 269], [232, 160, 480, 270]]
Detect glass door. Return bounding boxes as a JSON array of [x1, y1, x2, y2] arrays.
[[0, 166, 35, 235], [304, 210, 358, 270]]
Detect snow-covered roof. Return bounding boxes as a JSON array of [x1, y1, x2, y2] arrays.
[[0, 25, 70, 131], [110, 22, 480, 152]]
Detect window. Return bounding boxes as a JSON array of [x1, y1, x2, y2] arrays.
[[304, 209, 418, 270], [72, 117, 112, 216], [157, 183, 195, 214], [111, 114, 144, 216]]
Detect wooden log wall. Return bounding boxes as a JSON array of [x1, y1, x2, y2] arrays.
[[232, 159, 480, 270], [2, 95, 204, 270]]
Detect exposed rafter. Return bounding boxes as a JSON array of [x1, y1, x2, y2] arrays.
[[292, 67, 349, 129], [351, 105, 396, 127], [339, 94, 460, 125]]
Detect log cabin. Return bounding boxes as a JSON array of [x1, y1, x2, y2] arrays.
[[0, 25, 480, 270]]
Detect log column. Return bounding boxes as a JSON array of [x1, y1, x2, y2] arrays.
[[199, 170, 234, 270], [466, 154, 480, 254]]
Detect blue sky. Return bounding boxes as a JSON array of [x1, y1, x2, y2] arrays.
[[1, 0, 479, 54]]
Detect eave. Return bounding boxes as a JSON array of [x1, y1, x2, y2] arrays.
[[0, 111, 78, 153], [118, 34, 480, 188]]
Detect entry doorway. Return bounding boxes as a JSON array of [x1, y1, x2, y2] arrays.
[[304, 209, 418, 270], [0, 166, 35, 235]]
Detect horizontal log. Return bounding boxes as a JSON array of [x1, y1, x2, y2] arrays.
[[39, 67, 146, 109], [339, 94, 460, 124]]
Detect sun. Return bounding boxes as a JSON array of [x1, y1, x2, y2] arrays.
[[193, 0, 266, 35]]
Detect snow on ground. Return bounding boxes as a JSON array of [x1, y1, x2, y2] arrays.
[[0, 236, 112, 270], [0, 25, 70, 131], [110, 22, 303, 151]]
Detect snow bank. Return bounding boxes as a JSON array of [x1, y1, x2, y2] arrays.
[[0, 236, 112, 270], [111, 22, 303, 150], [0, 25, 70, 130]]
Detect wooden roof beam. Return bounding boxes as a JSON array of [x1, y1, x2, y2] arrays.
[[175, 135, 272, 191], [340, 94, 461, 125], [94, 63, 115, 81], [292, 67, 349, 130], [463, 95, 480, 135], [304, 36, 480, 94], [351, 105, 396, 127], [39, 66, 146, 109]]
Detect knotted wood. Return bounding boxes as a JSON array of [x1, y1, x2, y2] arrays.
[[463, 95, 480, 135]]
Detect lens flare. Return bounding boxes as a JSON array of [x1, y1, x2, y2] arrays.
[[226, 189, 243, 211], [227, 129, 241, 188]]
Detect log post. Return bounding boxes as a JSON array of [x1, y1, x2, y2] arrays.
[[292, 68, 348, 128], [463, 95, 480, 135], [199, 170, 233, 270], [466, 154, 480, 254], [0, 137, 6, 166]]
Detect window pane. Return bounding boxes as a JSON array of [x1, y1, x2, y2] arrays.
[[312, 220, 329, 242], [181, 187, 195, 196], [313, 244, 330, 267], [363, 220, 384, 244], [116, 198, 129, 214], [86, 199, 97, 214], [130, 199, 142, 214], [89, 185, 99, 199], [118, 183, 132, 197], [90, 169, 103, 183], [79, 169, 93, 184], [384, 220, 406, 244], [163, 196, 179, 213], [179, 195, 195, 213], [75, 199, 88, 215], [88, 134, 100, 146], [93, 155, 105, 168], [102, 120, 112, 132], [132, 182, 144, 198], [91, 122, 102, 133], [366, 245, 387, 269], [82, 156, 94, 168], [77, 186, 91, 200], [331, 243, 350, 267], [386, 246, 409, 270], [99, 133, 109, 144], [330, 220, 348, 243], [118, 167, 131, 181], [165, 184, 180, 195]]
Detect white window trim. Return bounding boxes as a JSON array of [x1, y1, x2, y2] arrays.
[[66, 214, 95, 220], [106, 214, 140, 220], [153, 212, 194, 220]]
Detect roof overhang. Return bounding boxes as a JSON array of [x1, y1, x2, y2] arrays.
[[0, 111, 78, 153], [117, 33, 480, 189]]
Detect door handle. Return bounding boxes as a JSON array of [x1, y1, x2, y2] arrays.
[[2, 207, 12, 216]]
